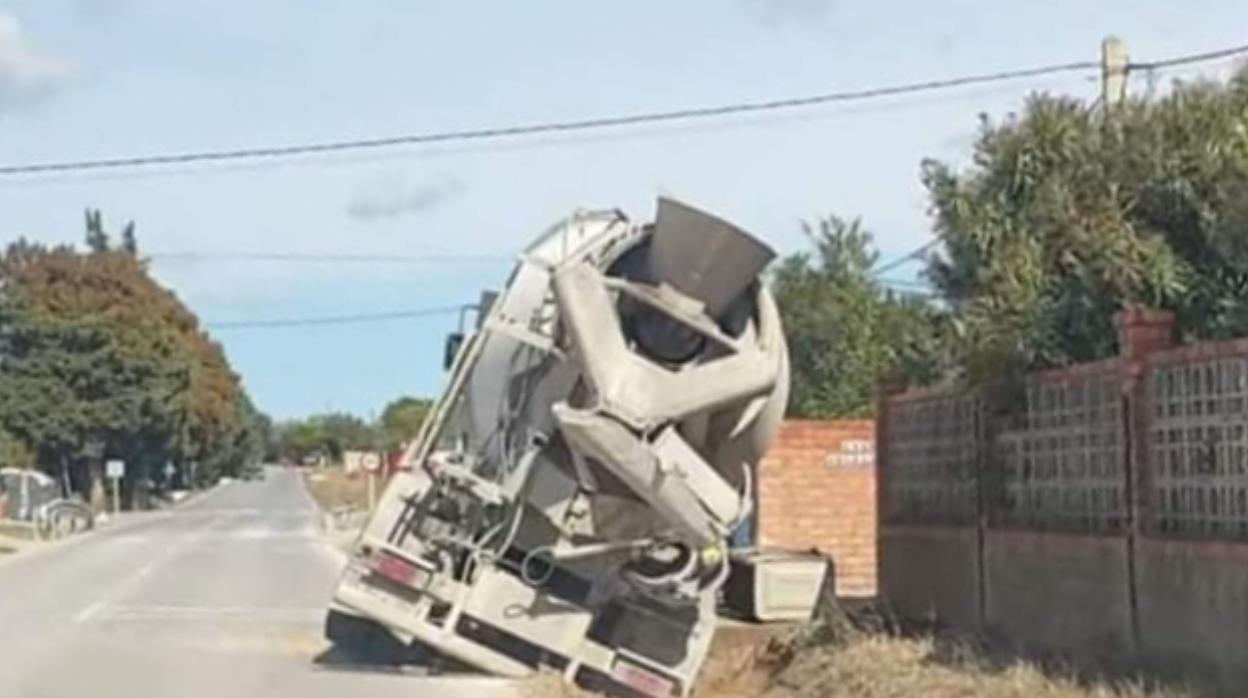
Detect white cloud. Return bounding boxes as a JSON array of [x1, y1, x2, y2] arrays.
[[741, 0, 835, 26], [0, 12, 78, 108], [346, 173, 466, 221]]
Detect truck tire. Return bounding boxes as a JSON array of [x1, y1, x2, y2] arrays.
[[325, 608, 426, 666]]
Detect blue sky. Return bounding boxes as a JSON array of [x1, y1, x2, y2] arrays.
[[0, 1, 1244, 420]]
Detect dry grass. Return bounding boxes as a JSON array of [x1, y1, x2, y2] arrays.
[[700, 608, 1213, 698], [727, 633, 1204, 698], [303, 467, 378, 512], [519, 614, 1213, 698], [520, 673, 588, 698]]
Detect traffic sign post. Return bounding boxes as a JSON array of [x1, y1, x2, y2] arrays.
[[363, 452, 381, 511], [105, 459, 125, 515]]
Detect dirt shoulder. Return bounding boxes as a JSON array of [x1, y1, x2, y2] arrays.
[[697, 609, 1215, 698], [302, 467, 380, 555], [304, 467, 372, 511]]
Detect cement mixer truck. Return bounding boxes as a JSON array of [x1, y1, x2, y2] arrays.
[[325, 198, 804, 697]]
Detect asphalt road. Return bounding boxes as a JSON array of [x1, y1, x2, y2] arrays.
[[0, 468, 518, 698]]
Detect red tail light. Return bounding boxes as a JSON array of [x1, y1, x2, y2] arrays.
[[373, 551, 423, 586]]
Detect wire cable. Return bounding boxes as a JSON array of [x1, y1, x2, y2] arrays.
[[207, 305, 462, 330], [1128, 43, 1248, 71], [1, 45, 1242, 179], [872, 238, 942, 275], [150, 251, 510, 265], [0, 60, 1109, 177]]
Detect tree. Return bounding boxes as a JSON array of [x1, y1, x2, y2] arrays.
[[379, 396, 431, 452], [314, 413, 374, 461], [923, 69, 1248, 377], [0, 244, 187, 499], [273, 420, 324, 465], [272, 412, 378, 465], [83, 209, 109, 253], [772, 216, 946, 418], [0, 214, 265, 504], [120, 222, 138, 256], [0, 429, 32, 468]]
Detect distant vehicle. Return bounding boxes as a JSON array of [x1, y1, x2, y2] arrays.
[[0, 468, 60, 522], [240, 464, 266, 482], [0, 468, 93, 538]]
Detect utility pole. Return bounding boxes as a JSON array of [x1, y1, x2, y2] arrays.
[[367, 462, 377, 511], [106, 459, 125, 516], [368, 410, 380, 511], [1101, 36, 1129, 111]]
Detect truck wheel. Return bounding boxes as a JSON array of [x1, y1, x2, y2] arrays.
[[324, 609, 417, 666]]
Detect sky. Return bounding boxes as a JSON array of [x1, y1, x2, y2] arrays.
[[0, 0, 1245, 420]]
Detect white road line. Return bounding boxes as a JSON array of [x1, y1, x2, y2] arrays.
[[178, 508, 311, 516], [72, 513, 220, 625], [132, 561, 158, 580], [97, 605, 324, 622], [74, 601, 105, 624]]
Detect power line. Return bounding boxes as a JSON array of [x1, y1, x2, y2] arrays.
[[872, 238, 941, 276], [208, 305, 462, 330], [150, 251, 511, 265], [0, 45, 1237, 180], [0, 70, 1097, 188], [0, 60, 1109, 177], [3, 43, 1242, 179], [1129, 42, 1248, 71], [877, 276, 930, 289]]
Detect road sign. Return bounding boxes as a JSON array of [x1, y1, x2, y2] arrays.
[[105, 459, 125, 516], [362, 453, 382, 473]]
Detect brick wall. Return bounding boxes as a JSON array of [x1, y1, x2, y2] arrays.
[[757, 419, 877, 597]]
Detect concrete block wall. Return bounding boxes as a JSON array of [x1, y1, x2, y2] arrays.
[[877, 308, 1248, 689], [757, 419, 876, 597], [879, 525, 980, 631], [1135, 538, 1248, 685], [984, 531, 1134, 662]]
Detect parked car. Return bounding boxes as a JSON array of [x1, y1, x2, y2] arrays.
[[0, 468, 60, 522]]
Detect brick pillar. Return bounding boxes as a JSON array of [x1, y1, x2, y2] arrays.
[[1113, 306, 1174, 654], [1114, 305, 1175, 532], [1115, 306, 1175, 363]]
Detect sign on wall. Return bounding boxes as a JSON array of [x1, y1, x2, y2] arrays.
[[824, 439, 874, 468]]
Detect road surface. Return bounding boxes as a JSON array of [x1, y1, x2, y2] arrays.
[[0, 468, 518, 698]]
